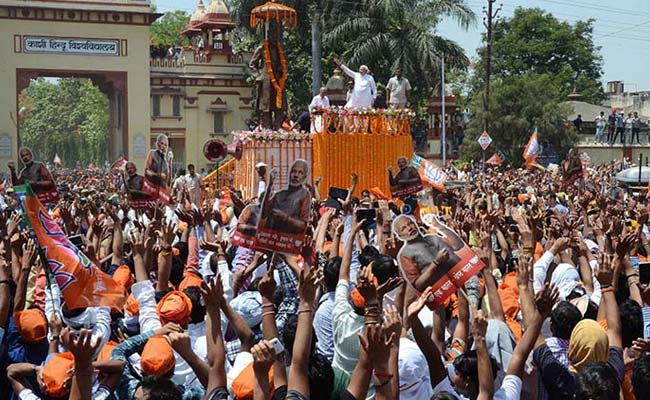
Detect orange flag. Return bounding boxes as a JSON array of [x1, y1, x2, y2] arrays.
[[522, 130, 539, 169], [486, 153, 504, 166], [15, 184, 124, 309]]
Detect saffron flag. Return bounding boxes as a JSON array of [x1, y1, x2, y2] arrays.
[[411, 154, 447, 192], [522, 131, 539, 169], [485, 152, 504, 166], [111, 156, 128, 170], [15, 184, 124, 309]]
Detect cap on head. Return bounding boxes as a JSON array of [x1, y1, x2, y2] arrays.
[[42, 352, 74, 398], [229, 291, 263, 327], [157, 290, 193, 326], [141, 336, 176, 376], [14, 309, 48, 343]]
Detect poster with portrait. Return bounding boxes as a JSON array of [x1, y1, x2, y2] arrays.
[[230, 204, 260, 249], [392, 213, 483, 308], [9, 147, 59, 204], [389, 156, 423, 198], [114, 158, 169, 210], [123, 135, 172, 210], [253, 160, 312, 254]]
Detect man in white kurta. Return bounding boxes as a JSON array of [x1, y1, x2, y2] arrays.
[[335, 59, 377, 109], [309, 87, 331, 133]]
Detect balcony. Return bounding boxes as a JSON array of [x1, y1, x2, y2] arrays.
[[149, 57, 185, 73]]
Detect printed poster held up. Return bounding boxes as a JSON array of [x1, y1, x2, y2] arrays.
[[392, 213, 484, 308], [254, 160, 312, 254]]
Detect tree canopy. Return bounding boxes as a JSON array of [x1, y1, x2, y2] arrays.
[[150, 10, 191, 47], [475, 7, 604, 103], [19, 78, 110, 167], [463, 73, 576, 165]]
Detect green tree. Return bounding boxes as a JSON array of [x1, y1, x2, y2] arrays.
[[19, 78, 110, 167], [150, 10, 191, 47], [463, 73, 576, 165], [324, 0, 475, 106], [475, 7, 604, 103]]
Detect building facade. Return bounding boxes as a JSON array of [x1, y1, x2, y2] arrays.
[[0, 0, 252, 172]]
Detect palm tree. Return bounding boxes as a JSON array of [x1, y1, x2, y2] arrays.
[[324, 0, 475, 103]]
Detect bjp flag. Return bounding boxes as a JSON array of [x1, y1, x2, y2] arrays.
[[411, 154, 447, 192], [522, 131, 539, 169], [15, 184, 124, 309], [486, 152, 504, 166]]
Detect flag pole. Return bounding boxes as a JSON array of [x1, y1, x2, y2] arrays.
[[441, 57, 447, 167]]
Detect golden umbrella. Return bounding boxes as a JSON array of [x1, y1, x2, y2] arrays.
[[249, 1, 297, 29]]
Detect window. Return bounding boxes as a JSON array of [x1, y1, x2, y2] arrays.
[[152, 95, 160, 117], [213, 112, 224, 134], [172, 96, 181, 117]]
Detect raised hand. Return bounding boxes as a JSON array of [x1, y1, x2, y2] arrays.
[[200, 276, 225, 310], [21, 238, 38, 271], [471, 309, 488, 341], [258, 267, 277, 300], [356, 264, 378, 304], [359, 323, 394, 368], [298, 264, 322, 306], [377, 276, 404, 300], [596, 253, 615, 287], [535, 283, 559, 318], [515, 254, 533, 289], [252, 340, 278, 375], [155, 322, 184, 337], [167, 332, 193, 357], [60, 327, 100, 368], [407, 286, 432, 321], [383, 304, 403, 346]]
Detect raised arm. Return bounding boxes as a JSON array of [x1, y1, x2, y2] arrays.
[[201, 278, 227, 394], [597, 254, 622, 348], [61, 328, 100, 400], [287, 264, 321, 397], [407, 287, 448, 386], [473, 310, 495, 400]]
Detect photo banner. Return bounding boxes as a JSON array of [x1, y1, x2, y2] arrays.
[[393, 214, 483, 308], [253, 161, 312, 254]]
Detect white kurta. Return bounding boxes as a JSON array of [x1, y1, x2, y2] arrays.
[[309, 94, 331, 132], [340, 64, 377, 108]]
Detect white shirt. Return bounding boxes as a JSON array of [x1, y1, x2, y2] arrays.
[[309, 94, 330, 110], [386, 76, 412, 105], [432, 375, 522, 400], [595, 114, 606, 127], [340, 64, 377, 108]]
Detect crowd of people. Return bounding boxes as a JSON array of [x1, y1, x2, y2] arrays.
[[0, 151, 650, 400]]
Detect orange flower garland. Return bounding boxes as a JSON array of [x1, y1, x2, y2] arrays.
[[263, 39, 288, 109]]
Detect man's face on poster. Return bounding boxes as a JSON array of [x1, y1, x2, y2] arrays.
[[397, 157, 407, 170], [395, 216, 419, 241], [157, 137, 168, 153], [20, 149, 33, 164], [289, 162, 307, 187], [125, 163, 136, 177]]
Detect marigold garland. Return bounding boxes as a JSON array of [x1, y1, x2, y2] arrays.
[[263, 39, 287, 109]]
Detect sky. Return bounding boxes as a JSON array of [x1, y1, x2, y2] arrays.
[[155, 0, 650, 91]]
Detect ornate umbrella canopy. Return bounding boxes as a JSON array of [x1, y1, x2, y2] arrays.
[[249, 1, 297, 29]]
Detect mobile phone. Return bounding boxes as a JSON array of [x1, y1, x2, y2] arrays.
[[372, 201, 379, 209], [328, 187, 349, 201], [640, 262, 650, 285], [324, 197, 342, 211], [357, 208, 376, 222], [69, 235, 84, 250], [269, 337, 284, 354]]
